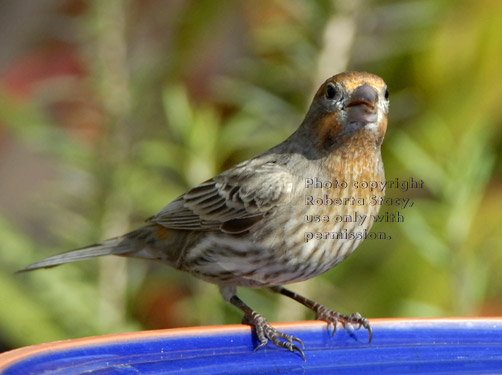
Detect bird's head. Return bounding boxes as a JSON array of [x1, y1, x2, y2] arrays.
[[303, 71, 389, 151]]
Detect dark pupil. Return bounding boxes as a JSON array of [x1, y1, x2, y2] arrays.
[[326, 85, 336, 99], [385, 89, 389, 100]]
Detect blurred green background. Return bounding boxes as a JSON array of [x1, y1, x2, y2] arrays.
[[0, 0, 501, 352]]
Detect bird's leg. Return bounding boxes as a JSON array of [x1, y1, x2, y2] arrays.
[[270, 286, 372, 343], [227, 293, 305, 360]]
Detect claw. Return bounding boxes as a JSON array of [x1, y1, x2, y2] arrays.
[[282, 341, 305, 361], [291, 345, 306, 362], [293, 336, 305, 349], [315, 305, 372, 343], [330, 321, 338, 338], [230, 295, 307, 359], [365, 321, 372, 344], [247, 313, 306, 360], [350, 313, 372, 343], [253, 332, 306, 361]]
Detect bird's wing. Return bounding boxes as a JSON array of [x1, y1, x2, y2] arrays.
[[148, 160, 295, 233]]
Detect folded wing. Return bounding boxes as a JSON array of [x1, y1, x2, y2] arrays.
[[148, 160, 294, 234]]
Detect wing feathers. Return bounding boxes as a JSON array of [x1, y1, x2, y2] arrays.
[[149, 160, 294, 233]]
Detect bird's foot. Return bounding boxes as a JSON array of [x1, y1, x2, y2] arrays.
[[314, 304, 372, 343], [243, 313, 305, 361]]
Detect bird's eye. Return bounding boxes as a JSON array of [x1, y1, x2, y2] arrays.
[[325, 83, 338, 100], [384, 88, 389, 100]]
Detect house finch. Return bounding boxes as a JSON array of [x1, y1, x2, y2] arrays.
[[20, 71, 389, 360]]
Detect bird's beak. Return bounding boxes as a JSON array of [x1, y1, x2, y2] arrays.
[[346, 84, 378, 125], [347, 84, 378, 110]]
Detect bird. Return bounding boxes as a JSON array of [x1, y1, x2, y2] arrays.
[[20, 71, 389, 360]]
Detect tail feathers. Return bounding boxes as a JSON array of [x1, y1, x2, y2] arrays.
[[17, 237, 132, 273]]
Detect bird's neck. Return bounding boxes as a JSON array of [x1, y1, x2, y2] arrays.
[[322, 136, 385, 198]]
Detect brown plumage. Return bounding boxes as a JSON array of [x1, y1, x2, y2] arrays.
[[20, 71, 389, 360]]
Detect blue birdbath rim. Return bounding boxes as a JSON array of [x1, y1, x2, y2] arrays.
[[1, 318, 501, 374]]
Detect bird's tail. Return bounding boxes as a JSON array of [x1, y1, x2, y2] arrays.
[[17, 225, 164, 273]]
